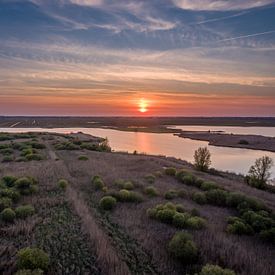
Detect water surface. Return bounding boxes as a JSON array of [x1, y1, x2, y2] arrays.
[[1, 127, 275, 180]]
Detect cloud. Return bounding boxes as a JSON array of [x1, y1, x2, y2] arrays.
[[69, 0, 103, 6], [173, 0, 275, 11]]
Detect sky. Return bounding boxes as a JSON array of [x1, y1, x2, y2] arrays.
[[0, 0, 275, 116]]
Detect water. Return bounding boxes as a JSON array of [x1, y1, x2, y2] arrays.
[[1, 127, 275, 179], [169, 125, 275, 137]]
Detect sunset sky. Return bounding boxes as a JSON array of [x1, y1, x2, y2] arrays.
[[0, 0, 275, 116]]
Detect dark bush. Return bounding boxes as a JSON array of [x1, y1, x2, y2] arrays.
[[78, 155, 88, 161], [15, 177, 37, 195], [175, 204, 185, 213], [173, 213, 189, 228], [2, 175, 17, 187], [117, 189, 143, 203], [144, 174, 156, 184], [25, 154, 43, 161], [144, 186, 158, 197], [259, 228, 275, 244], [2, 155, 13, 162], [58, 179, 68, 190], [165, 189, 178, 200], [123, 181, 134, 190], [0, 197, 12, 211], [227, 220, 254, 235], [0, 208, 16, 222], [0, 148, 13, 155], [186, 216, 206, 229], [165, 167, 176, 176], [200, 181, 220, 191], [91, 176, 104, 190], [199, 264, 236, 275], [156, 209, 176, 224], [175, 169, 190, 181], [100, 196, 117, 210], [182, 175, 196, 186], [17, 247, 50, 271], [205, 190, 228, 206], [192, 192, 207, 205], [238, 139, 249, 145], [168, 232, 198, 263], [0, 188, 20, 202], [15, 205, 35, 219]]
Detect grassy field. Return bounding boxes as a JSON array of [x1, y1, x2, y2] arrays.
[[0, 132, 274, 275]]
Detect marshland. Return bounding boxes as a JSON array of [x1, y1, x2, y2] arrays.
[[0, 131, 274, 275]]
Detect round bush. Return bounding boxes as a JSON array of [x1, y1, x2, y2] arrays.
[[192, 192, 207, 205], [100, 196, 117, 210], [144, 186, 158, 197], [165, 167, 176, 176], [175, 204, 185, 213], [17, 247, 50, 271], [78, 155, 88, 161], [182, 175, 196, 185], [199, 264, 236, 275], [0, 197, 12, 211], [205, 190, 228, 206], [227, 221, 254, 235], [175, 169, 189, 181], [0, 188, 21, 202], [0, 208, 16, 222], [15, 205, 35, 219], [156, 209, 176, 224], [173, 213, 189, 228], [92, 176, 104, 190], [144, 174, 156, 184], [124, 181, 134, 190], [186, 217, 206, 229], [15, 177, 35, 195], [146, 208, 158, 218], [2, 175, 17, 187], [57, 179, 68, 190], [164, 190, 178, 200], [201, 181, 220, 191], [168, 232, 198, 263]]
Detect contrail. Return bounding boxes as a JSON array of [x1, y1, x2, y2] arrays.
[[217, 30, 275, 42]]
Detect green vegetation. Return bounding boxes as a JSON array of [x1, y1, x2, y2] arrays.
[[57, 179, 68, 190], [245, 156, 273, 189], [194, 147, 211, 172], [0, 208, 16, 222], [164, 189, 178, 200], [164, 167, 176, 176], [144, 174, 156, 184], [91, 175, 105, 190], [17, 247, 50, 271], [199, 264, 236, 275], [78, 155, 88, 160], [114, 189, 143, 203], [168, 232, 198, 263], [15, 205, 35, 219], [115, 179, 134, 190], [15, 177, 38, 195], [15, 269, 44, 275], [100, 196, 117, 210], [0, 197, 12, 211], [144, 186, 158, 197], [192, 192, 207, 205]]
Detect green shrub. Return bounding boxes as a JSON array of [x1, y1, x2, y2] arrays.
[[0, 148, 13, 155], [0, 188, 20, 202], [2, 175, 17, 187], [100, 196, 117, 210], [194, 147, 211, 172], [17, 247, 50, 271], [175, 204, 185, 213], [92, 176, 104, 190], [173, 213, 189, 228], [21, 148, 33, 157], [78, 155, 88, 161], [0, 208, 16, 222], [201, 181, 220, 191], [165, 167, 176, 176], [168, 232, 198, 263], [144, 174, 156, 184], [199, 264, 236, 275], [15, 177, 37, 195], [117, 189, 143, 203], [156, 209, 176, 224], [15, 205, 35, 219], [225, 192, 246, 208], [164, 202, 177, 211], [259, 228, 275, 244], [175, 169, 189, 180], [205, 190, 228, 206], [2, 155, 13, 162], [0, 197, 12, 211], [190, 208, 200, 217], [57, 179, 68, 190], [146, 208, 158, 218], [25, 154, 43, 161], [186, 216, 206, 229], [164, 189, 178, 200], [15, 269, 44, 275], [178, 189, 187, 198], [227, 221, 254, 235], [192, 192, 207, 205], [144, 186, 158, 197], [124, 181, 134, 190], [182, 175, 196, 186]]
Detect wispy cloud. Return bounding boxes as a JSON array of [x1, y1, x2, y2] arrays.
[[173, 0, 275, 11]]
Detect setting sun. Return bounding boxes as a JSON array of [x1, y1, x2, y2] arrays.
[[138, 98, 148, 113]]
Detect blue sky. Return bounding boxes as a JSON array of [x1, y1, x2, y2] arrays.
[[0, 0, 275, 116]]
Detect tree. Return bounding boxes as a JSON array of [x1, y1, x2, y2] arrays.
[[246, 156, 273, 189], [194, 147, 211, 172]]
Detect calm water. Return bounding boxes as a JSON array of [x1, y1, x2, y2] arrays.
[[1, 127, 275, 180], [170, 125, 275, 137]]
